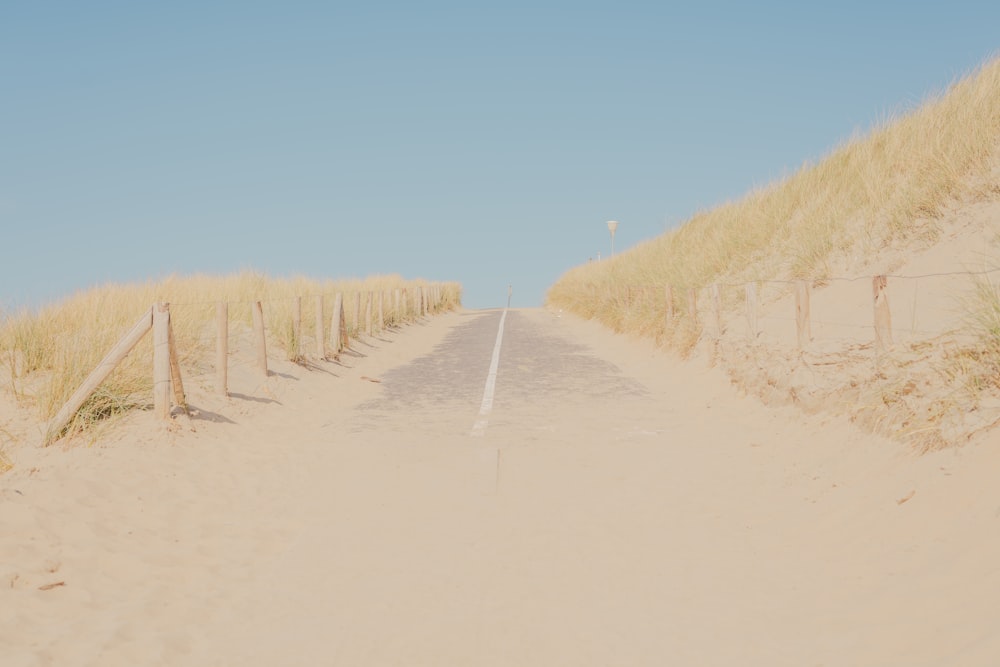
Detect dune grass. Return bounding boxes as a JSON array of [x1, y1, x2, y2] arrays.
[[547, 57, 1000, 446], [0, 272, 461, 441], [961, 274, 1000, 394], [548, 57, 1000, 350]]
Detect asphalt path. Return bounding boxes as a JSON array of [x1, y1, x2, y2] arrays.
[[197, 307, 691, 666], [352, 308, 653, 443], [183, 307, 998, 666]]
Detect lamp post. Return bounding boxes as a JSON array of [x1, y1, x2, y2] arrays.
[[606, 220, 619, 256]]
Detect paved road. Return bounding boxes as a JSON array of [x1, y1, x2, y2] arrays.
[[351, 308, 654, 443], [195, 307, 698, 666], [185, 307, 999, 667], [10, 307, 1000, 666]]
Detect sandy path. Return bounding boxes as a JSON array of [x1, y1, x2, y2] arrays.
[[4, 308, 1000, 665]]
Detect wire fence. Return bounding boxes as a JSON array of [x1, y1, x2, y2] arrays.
[[599, 266, 999, 353]]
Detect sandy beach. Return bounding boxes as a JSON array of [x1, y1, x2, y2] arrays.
[[3, 305, 1000, 666], [4, 7, 999, 666]]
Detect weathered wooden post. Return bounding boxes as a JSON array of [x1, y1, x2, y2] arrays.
[[687, 288, 698, 326], [873, 275, 893, 351], [45, 307, 154, 444], [664, 285, 675, 327], [394, 289, 401, 324], [745, 283, 758, 341], [153, 302, 172, 420], [795, 280, 811, 349], [378, 291, 385, 331], [331, 293, 344, 353], [292, 296, 302, 361], [216, 301, 228, 396], [167, 313, 187, 414], [365, 292, 373, 336], [712, 283, 723, 337], [252, 300, 268, 375], [315, 294, 325, 359], [353, 292, 362, 336]]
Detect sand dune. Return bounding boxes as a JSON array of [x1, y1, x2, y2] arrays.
[[2, 303, 1000, 665]]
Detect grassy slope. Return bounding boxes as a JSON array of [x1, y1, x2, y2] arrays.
[[547, 57, 1000, 448]]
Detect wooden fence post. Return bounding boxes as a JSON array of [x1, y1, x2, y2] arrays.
[[745, 283, 758, 341], [664, 285, 674, 326], [873, 275, 893, 351], [167, 314, 187, 414], [315, 294, 325, 359], [293, 296, 302, 360], [378, 291, 385, 331], [45, 307, 154, 444], [712, 283, 723, 337], [252, 300, 268, 375], [795, 280, 811, 348], [394, 289, 401, 325], [365, 292, 373, 335], [687, 288, 698, 326], [153, 302, 172, 420], [353, 292, 362, 336], [216, 301, 228, 396], [330, 293, 343, 353]]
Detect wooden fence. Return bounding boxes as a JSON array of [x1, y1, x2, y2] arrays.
[[44, 283, 450, 444], [607, 268, 998, 353]]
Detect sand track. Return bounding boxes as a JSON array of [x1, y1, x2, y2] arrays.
[[3, 308, 1000, 665]]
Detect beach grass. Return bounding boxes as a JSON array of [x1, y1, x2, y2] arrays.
[[548, 57, 1000, 344], [546, 56, 1000, 445], [0, 271, 461, 440]]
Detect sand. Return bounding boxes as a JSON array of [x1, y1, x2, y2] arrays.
[[2, 301, 1000, 666]]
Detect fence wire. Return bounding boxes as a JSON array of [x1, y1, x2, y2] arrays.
[[609, 266, 998, 350]]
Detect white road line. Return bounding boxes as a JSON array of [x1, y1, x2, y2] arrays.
[[471, 309, 507, 437]]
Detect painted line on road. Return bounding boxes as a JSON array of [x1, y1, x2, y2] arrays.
[[471, 309, 507, 437]]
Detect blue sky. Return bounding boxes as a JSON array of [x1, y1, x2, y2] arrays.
[[2, 2, 997, 310]]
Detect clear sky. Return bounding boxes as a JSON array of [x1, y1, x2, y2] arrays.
[[2, 2, 997, 310]]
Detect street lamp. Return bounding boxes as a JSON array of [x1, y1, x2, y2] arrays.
[[606, 220, 619, 256]]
